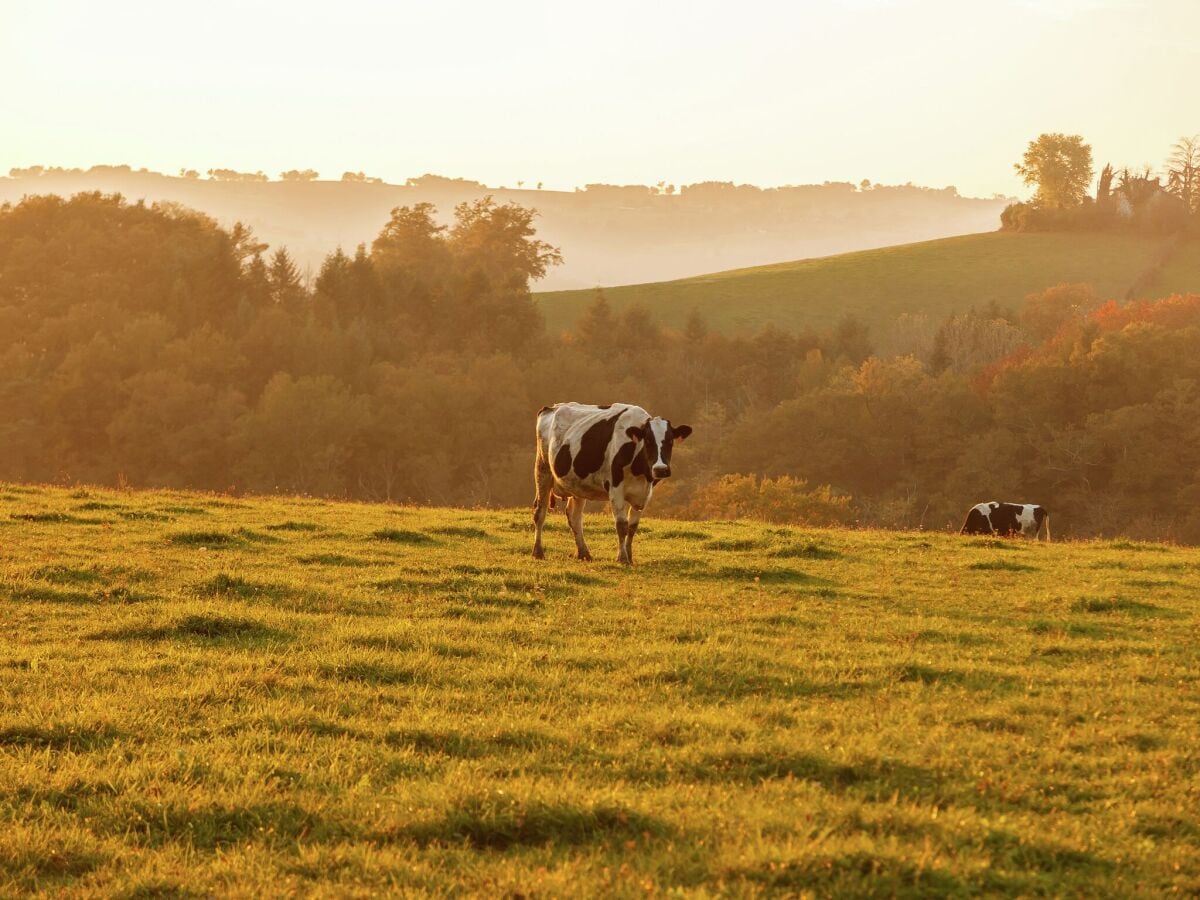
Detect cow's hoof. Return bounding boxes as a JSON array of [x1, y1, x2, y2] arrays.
[[532, 546, 544, 560], [618, 556, 632, 566], [576, 551, 592, 561]]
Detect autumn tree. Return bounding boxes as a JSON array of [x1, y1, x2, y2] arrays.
[[1015, 133, 1093, 209], [1166, 135, 1200, 214]]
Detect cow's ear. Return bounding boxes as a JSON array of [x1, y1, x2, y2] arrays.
[[625, 426, 644, 442], [673, 424, 692, 441]]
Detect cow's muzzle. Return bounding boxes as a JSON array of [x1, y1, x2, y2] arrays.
[[652, 465, 671, 479]]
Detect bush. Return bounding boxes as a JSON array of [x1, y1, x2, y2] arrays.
[[673, 474, 854, 526]]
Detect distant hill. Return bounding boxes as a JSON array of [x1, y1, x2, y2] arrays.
[[536, 231, 1198, 334], [0, 169, 1007, 291]]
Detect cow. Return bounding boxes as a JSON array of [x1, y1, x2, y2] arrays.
[[960, 501, 1050, 540], [532, 402, 692, 565]]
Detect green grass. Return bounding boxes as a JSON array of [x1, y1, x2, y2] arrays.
[[537, 231, 1198, 334], [2, 482, 1198, 896]]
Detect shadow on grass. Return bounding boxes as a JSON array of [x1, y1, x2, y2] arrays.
[[982, 829, 1115, 877], [704, 538, 767, 552], [726, 853, 964, 895], [319, 660, 419, 686], [427, 525, 494, 540], [370, 529, 437, 545], [10, 512, 110, 525], [969, 560, 1037, 572], [1070, 596, 1171, 617], [0, 842, 109, 890], [639, 663, 872, 701], [385, 727, 558, 758], [0, 722, 122, 752], [655, 528, 713, 540], [295, 553, 366, 567], [8, 584, 155, 605], [32, 564, 154, 585], [197, 573, 369, 615], [119, 510, 174, 522], [893, 663, 1017, 693], [89, 614, 287, 643], [167, 530, 244, 548], [379, 796, 672, 849], [771, 542, 842, 560], [658, 559, 836, 587], [113, 800, 340, 850], [965, 538, 1025, 550], [264, 520, 323, 532], [688, 750, 943, 798]]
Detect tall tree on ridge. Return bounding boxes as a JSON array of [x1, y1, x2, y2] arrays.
[[1015, 133, 1094, 209]]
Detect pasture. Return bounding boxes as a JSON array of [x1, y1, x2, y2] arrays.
[[536, 231, 1198, 335], [1, 482, 1198, 896]]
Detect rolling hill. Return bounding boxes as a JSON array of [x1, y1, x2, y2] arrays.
[[536, 231, 1200, 335], [0, 169, 1006, 292], [2, 482, 1198, 894]]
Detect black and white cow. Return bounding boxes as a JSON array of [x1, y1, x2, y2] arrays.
[[532, 402, 692, 565], [960, 501, 1050, 540]]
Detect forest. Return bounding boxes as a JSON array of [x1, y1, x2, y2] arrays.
[[3, 191, 1200, 541]]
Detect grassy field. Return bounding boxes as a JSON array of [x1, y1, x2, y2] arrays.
[[536, 231, 1200, 335], [2, 482, 1198, 897]]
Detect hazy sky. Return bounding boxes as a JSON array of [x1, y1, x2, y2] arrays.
[[3, 0, 1196, 198]]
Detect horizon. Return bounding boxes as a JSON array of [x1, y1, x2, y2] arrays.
[[5, 0, 1198, 199]]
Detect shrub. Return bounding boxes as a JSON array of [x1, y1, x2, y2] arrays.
[[674, 474, 854, 526]]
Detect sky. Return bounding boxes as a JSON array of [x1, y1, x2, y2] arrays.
[[2, 0, 1197, 198]]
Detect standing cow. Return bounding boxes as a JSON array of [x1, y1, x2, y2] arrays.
[[960, 501, 1050, 540], [532, 402, 692, 565]]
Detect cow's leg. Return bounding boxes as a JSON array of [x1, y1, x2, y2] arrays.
[[609, 489, 632, 566], [566, 497, 591, 561], [532, 454, 554, 559], [624, 503, 643, 566]]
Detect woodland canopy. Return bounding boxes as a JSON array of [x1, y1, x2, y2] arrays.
[[3, 192, 1200, 541]]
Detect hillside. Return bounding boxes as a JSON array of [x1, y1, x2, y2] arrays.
[[2, 482, 1198, 895], [0, 169, 1006, 291], [537, 231, 1198, 335]]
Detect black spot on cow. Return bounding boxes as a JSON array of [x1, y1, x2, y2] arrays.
[[573, 411, 623, 478], [642, 425, 659, 473], [961, 506, 992, 535], [611, 441, 636, 487], [631, 449, 650, 480], [553, 445, 572, 478]]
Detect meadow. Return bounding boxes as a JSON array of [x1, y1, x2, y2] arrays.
[[537, 231, 1198, 335], [1, 482, 1198, 896]]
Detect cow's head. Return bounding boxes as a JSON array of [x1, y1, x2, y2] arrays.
[[626, 418, 692, 480]]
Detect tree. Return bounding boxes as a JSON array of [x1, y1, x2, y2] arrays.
[[280, 169, 320, 182], [1095, 163, 1114, 206], [1015, 133, 1093, 209], [1166, 134, 1200, 214], [268, 248, 305, 311]]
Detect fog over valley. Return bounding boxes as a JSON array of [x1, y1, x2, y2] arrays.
[[0, 167, 1007, 289]]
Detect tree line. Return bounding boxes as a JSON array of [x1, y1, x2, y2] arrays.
[[1003, 132, 1200, 234], [2, 191, 1199, 541]]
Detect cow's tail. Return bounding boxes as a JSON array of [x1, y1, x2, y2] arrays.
[[533, 409, 554, 516]]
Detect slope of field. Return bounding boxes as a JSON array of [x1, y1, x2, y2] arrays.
[[537, 231, 1194, 335], [2, 484, 1198, 896]]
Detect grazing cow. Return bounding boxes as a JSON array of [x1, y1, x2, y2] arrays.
[[532, 402, 692, 565], [960, 501, 1050, 540]]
